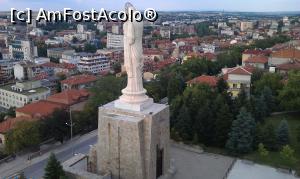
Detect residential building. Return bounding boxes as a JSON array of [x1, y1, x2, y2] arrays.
[[268, 48, 300, 66], [240, 21, 254, 32], [15, 100, 65, 119], [47, 48, 75, 59], [13, 61, 42, 81], [223, 66, 254, 97], [186, 75, 219, 88], [107, 33, 124, 49], [0, 116, 35, 145], [0, 80, 51, 109], [160, 27, 171, 39], [242, 49, 271, 63], [59, 52, 81, 64], [60, 74, 97, 91], [0, 60, 15, 83], [9, 40, 37, 61], [112, 25, 121, 34], [96, 48, 124, 65], [78, 53, 110, 74], [47, 89, 90, 111], [242, 56, 268, 69]]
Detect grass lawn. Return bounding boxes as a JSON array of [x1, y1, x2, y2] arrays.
[[244, 112, 300, 174]]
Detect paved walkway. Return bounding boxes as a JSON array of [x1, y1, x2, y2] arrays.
[[228, 159, 299, 179], [171, 146, 234, 179]]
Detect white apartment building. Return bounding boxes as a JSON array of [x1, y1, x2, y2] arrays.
[[240, 21, 254, 32], [107, 33, 124, 49], [9, 40, 37, 61], [0, 80, 50, 109], [59, 52, 81, 64], [78, 53, 110, 74]]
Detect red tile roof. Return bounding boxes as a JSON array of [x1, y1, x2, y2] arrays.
[[47, 89, 90, 105], [277, 61, 300, 71], [16, 100, 66, 118], [244, 55, 268, 64], [0, 116, 36, 133], [187, 75, 219, 87], [61, 74, 97, 85], [243, 49, 271, 55], [225, 66, 254, 75], [41, 62, 76, 69], [271, 48, 300, 60]]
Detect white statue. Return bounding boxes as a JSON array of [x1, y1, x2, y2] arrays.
[[115, 3, 153, 111]]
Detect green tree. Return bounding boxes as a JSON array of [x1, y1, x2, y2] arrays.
[[216, 78, 228, 94], [5, 121, 40, 154], [260, 123, 277, 151], [252, 95, 267, 123], [84, 43, 97, 53], [297, 125, 300, 143], [56, 73, 66, 93], [276, 120, 290, 148], [167, 74, 185, 103], [260, 87, 275, 115], [215, 102, 233, 147], [258, 143, 269, 157], [83, 76, 126, 129], [280, 145, 297, 165], [173, 105, 193, 141], [253, 73, 282, 96], [279, 71, 300, 111], [226, 107, 256, 154], [42, 109, 69, 143], [44, 153, 65, 179]]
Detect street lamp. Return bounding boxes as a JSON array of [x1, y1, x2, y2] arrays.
[[65, 108, 75, 155]]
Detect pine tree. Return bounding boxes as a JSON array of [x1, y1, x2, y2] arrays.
[[276, 120, 290, 148], [280, 145, 296, 165], [226, 107, 256, 154], [258, 143, 269, 157], [44, 153, 65, 179], [167, 74, 185, 104], [260, 87, 275, 115], [215, 103, 233, 147], [262, 123, 277, 151], [216, 78, 228, 94], [297, 125, 300, 143], [253, 95, 268, 123], [174, 105, 193, 141]]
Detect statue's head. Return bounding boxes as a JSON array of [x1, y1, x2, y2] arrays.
[[125, 2, 136, 13]]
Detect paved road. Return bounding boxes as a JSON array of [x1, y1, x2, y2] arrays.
[[23, 135, 97, 179], [0, 130, 98, 179]]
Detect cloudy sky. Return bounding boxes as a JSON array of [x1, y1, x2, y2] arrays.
[[0, 0, 299, 12]]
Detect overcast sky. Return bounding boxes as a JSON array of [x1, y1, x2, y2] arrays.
[[0, 0, 299, 12]]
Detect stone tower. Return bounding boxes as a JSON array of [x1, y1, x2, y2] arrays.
[[97, 101, 170, 179]]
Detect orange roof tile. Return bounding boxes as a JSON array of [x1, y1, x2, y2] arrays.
[[244, 55, 268, 64], [271, 48, 300, 59], [16, 100, 66, 118], [61, 74, 97, 86], [187, 75, 219, 87], [47, 89, 90, 105], [226, 66, 254, 75], [0, 116, 35, 133]]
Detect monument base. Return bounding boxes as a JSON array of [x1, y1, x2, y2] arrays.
[[97, 100, 171, 179], [114, 97, 153, 111]]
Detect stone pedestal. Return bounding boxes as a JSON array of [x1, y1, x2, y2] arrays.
[[97, 101, 171, 179]]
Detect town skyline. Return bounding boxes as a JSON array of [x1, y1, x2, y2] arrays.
[[0, 0, 300, 12]]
